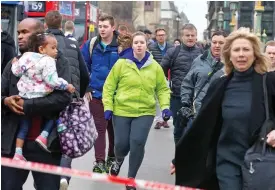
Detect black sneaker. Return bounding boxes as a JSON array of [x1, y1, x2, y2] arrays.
[[109, 160, 124, 176], [126, 185, 136, 190], [106, 156, 115, 173], [93, 161, 107, 173]]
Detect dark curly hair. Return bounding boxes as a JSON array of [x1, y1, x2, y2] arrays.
[[117, 33, 132, 51], [27, 33, 55, 53]]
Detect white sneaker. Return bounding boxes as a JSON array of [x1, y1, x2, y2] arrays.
[[60, 178, 68, 190]]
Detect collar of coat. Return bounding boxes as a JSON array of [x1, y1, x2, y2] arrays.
[[46, 29, 65, 37], [125, 53, 154, 69], [96, 31, 119, 47]]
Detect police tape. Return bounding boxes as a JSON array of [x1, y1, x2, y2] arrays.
[[1, 157, 202, 190]]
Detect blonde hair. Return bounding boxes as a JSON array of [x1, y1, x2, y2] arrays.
[[222, 27, 269, 75]]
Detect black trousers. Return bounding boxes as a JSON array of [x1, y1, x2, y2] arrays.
[[2, 140, 61, 190]]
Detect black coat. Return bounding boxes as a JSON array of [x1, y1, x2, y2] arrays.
[[175, 70, 275, 189], [1, 52, 72, 155], [46, 29, 89, 98], [161, 44, 202, 97], [1, 31, 16, 74]]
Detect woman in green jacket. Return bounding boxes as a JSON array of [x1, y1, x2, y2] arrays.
[[102, 32, 171, 190]]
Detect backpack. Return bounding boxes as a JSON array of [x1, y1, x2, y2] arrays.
[[89, 36, 97, 57]]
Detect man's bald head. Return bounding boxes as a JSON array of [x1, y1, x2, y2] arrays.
[[18, 18, 45, 53], [20, 18, 44, 33]]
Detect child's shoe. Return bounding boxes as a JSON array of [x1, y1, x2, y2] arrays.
[[35, 135, 50, 152], [13, 153, 26, 161]]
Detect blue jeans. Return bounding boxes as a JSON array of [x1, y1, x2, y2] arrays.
[[17, 119, 54, 140], [170, 96, 184, 144], [60, 155, 72, 182]]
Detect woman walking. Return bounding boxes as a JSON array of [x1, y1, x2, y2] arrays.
[[174, 28, 275, 190], [103, 31, 171, 190]]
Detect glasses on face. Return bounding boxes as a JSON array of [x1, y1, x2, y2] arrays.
[[156, 34, 166, 37]]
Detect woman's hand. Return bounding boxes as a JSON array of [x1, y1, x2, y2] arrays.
[[267, 130, 275, 148]]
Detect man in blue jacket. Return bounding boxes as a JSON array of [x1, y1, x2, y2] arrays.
[[81, 14, 119, 173]]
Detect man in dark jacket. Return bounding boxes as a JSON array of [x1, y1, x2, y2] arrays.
[[45, 11, 89, 99], [44, 11, 89, 188], [180, 31, 226, 120], [161, 23, 202, 144], [1, 30, 16, 74], [148, 28, 173, 129], [1, 18, 71, 190]]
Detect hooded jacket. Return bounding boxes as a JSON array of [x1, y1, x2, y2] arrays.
[[103, 49, 170, 117], [1, 31, 16, 73], [81, 31, 119, 99], [180, 50, 224, 114]]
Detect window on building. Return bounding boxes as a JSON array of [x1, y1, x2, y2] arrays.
[[145, 1, 154, 11], [262, 12, 273, 38]]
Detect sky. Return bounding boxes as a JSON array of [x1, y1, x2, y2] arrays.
[[174, 0, 208, 40]]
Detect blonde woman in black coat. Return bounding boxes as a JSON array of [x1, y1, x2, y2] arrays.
[[174, 28, 275, 190]]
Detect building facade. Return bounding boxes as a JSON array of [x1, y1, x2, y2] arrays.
[[206, 1, 275, 41], [160, 1, 189, 41]]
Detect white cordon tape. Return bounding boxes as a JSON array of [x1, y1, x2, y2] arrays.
[[1, 157, 202, 190]]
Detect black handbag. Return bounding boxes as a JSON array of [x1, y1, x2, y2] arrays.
[[242, 74, 275, 190]]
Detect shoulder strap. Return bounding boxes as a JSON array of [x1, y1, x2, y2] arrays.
[[89, 37, 97, 56], [170, 45, 181, 68], [263, 74, 269, 120]]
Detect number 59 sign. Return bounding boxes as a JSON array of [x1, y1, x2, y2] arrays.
[[28, 1, 45, 12]]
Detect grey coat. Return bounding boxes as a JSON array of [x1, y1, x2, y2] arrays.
[[161, 44, 202, 97], [180, 50, 224, 114]]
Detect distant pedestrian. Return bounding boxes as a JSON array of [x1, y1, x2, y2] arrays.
[[144, 29, 154, 46], [148, 28, 173, 129], [174, 39, 181, 47], [118, 24, 129, 36], [64, 20, 77, 42], [264, 40, 275, 71]]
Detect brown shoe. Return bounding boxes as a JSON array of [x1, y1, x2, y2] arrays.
[[163, 121, 170, 128], [154, 121, 163, 129]]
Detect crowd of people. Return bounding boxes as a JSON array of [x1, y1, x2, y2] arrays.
[[1, 10, 275, 190]]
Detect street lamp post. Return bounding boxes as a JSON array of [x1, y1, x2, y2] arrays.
[[218, 7, 224, 30], [176, 15, 180, 38], [229, 1, 238, 32]]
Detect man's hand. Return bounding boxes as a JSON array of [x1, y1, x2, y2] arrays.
[[85, 92, 92, 102], [170, 163, 175, 175], [67, 84, 76, 93], [267, 130, 275, 148], [4, 95, 24, 115], [11, 57, 18, 64]]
